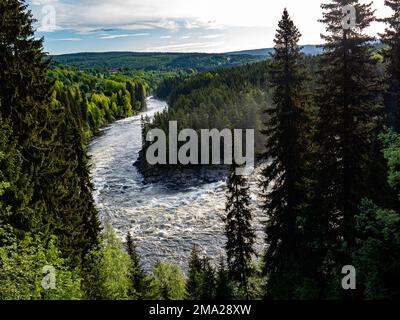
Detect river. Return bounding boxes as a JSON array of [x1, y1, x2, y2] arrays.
[[88, 97, 265, 272]]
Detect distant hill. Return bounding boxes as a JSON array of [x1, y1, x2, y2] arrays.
[[51, 52, 265, 72], [229, 45, 323, 56]]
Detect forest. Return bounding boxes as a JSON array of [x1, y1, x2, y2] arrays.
[[49, 68, 149, 138], [1, 0, 400, 301], [51, 51, 263, 72]]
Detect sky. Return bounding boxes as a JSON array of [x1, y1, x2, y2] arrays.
[[29, 0, 391, 55]]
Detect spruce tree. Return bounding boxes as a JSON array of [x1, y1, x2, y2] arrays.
[[200, 257, 216, 300], [186, 244, 204, 300], [0, 117, 32, 238], [215, 256, 232, 300], [260, 9, 307, 299], [312, 0, 384, 297], [0, 0, 100, 268], [380, 0, 400, 130], [225, 163, 255, 299], [126, 232, 146, 299], [0, 0, 54, 233]]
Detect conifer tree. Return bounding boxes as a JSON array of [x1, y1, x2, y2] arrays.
[[0, 0, 54, 233], [225, 163, 255, 299], [0, 117, 32, 237], [186, 244, 204, 300], [0, 0, 100, 268], [215, 256, 232, 300], [380, 0, 400, 130], [260, 9, 307, 298], [312, 0, 384, 297], [200, 257, 216, 300], [126, 232, 146, 299]]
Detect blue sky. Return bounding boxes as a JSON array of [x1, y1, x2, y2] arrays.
[[29, 0, 390, 55]]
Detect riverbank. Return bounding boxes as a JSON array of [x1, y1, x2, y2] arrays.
[[88, 97, 266, 272]]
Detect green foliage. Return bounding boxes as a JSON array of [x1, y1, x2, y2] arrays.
[[83, 225, 132, 300], [0, 229, 83, 300], [140, 61, 270, 169], [354, 199, 400, 299], [0, 118, 34, 233], [380, 0, 400, 130], [307, 0, 386, 299], [382, 129, 400, 192], [51, 52, 263, 73], [186, 245, 204, 300], [0, 0, 100, 274], [200, 257, 217, 300], [49, 68, 149, 137], [225, 164, 255, 299], [260, 9, 309, 299], [126, 232, 147, 299], [145, 262, 187, 300], [351, 131, 400, 299], [215, 257, 233, 300]]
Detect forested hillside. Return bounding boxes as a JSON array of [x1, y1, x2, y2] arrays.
[[51, 52, 264, 72], [49, 68, 148, 137], [137, 55, 318, 171]]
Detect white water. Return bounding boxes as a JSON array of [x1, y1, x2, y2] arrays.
[[88, 97, 265, 272]]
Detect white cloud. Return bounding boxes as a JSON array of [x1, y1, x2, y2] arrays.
[[31, 0, 391, 53], [31, 0, 388, 44], [100, 34, 130, 39], [117, 24, 153, 31], [200, 34, 223, 39], [131, 33, 150, 36], [145, 41, 223, 52]]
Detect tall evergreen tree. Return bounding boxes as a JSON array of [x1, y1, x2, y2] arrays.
[[200, 257, 216, 300], [126, 232, 146, 299], [312, 0, 384, 298], [225, 163, 255, 299], [0, 0, 54, 233], [380, 0, 400, 130], [215, 256, 232, 300], [186, 244, 204, 300], [260, 9, 308, 299], [0, 0, 100, 268]]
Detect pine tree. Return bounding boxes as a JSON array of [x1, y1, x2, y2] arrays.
[[126, 232, 146, 299], [225, 163, 255, 299], [186, 244, 204, 300], [260, 9, 308, 299], [380, 0, 400, 130], [312, 0, 384, 298]]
